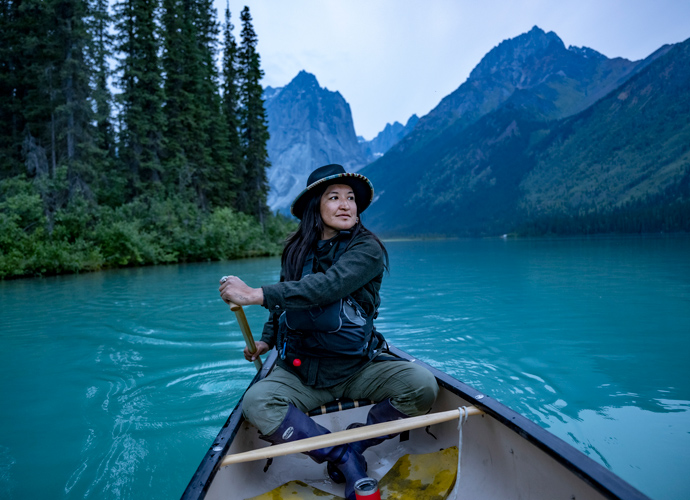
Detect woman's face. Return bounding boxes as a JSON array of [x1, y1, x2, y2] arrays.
[[319, 183, 358, 239]]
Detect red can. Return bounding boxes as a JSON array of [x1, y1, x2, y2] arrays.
[[354, 477, 381, 500]]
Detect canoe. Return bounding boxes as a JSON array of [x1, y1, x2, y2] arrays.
[[182, 345, 651, 500]]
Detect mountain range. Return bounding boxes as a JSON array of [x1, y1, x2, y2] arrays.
[[361, 27, 688, 236], [264, 27, 689, 235]]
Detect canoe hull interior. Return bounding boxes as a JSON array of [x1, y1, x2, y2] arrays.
[[184, 348, 649, 500], [204, 390, 608, 500]]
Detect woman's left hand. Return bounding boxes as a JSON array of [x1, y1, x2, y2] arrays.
[[219, 276, 264, 306], [244, 341, 270, 362]]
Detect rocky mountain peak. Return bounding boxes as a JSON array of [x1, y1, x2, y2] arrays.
[[567, 45, 606, 60], [469, 26, 566, 85], [359, 114, 419, 162], [291, 69, 320, 88], [264, 71, 367, 214], [395, 25, 640, 146]]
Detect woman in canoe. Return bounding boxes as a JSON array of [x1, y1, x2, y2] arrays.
[[219, 163, 438, 500]]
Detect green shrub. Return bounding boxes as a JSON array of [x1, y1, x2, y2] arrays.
[[94, 218, 176, 267], [201, 207, 263, 260], [0, 176, 295, 279]]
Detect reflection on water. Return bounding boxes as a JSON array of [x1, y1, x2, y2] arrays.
[[1, 235, 689, 499]]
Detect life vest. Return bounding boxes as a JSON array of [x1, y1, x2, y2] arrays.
[[276, 231, 383, 388]]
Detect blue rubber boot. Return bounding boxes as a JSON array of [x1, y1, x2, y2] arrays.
[[261, 404, 367, 500], [349, 399, 409, 454], [328, 399, 408, 483]]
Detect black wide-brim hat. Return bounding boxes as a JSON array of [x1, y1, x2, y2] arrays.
[[290, 164, 374, 219]]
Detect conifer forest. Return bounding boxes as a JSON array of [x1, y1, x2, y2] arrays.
[[0, 0, 294, 279]]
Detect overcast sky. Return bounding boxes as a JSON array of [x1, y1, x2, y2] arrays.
[[214, 0, 690, 140]]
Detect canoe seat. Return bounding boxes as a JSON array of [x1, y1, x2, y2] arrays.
[[306, 398, 375, 417], [306, 398, 410, 443]]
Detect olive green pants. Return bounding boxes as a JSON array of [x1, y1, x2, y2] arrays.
[[242, 360, 439, 435]]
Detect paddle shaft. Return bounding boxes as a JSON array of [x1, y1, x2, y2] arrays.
[[229, 302, 262, 371], [221, 406, 483, 467]]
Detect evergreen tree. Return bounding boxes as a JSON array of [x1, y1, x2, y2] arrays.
[[0, 0, 107, 238], [161, 0, 196, 197], [6, 0, 101, 200], [2, 0, 55, 182], [162, 0, 231, 209], [220, 3, 242, 204], [237, 6, 269, 223], [52, 0, 101, 200], [194, 0, 232, 209], [88, 0, 115, 159], [0, 0, 24, 178], [87, 0, 123, 206], [113, 0, 166, 198]]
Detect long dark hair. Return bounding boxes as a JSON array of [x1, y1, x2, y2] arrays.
[[282, 185, 389, 281]]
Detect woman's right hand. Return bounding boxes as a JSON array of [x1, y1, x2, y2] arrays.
[[244, 341, 270, 362], [219, 275, 264, 306]]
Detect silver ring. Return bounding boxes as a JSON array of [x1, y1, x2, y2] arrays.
[[220, 276, 228, 283]]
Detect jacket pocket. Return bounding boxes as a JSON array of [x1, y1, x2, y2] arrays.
[[285, 300, 342, 333]]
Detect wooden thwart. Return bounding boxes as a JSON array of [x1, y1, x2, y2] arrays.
[[221, 406, 483, 467]]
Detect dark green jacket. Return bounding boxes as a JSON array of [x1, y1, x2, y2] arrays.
[[259, 229, 385, 387]]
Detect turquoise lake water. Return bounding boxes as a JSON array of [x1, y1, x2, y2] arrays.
[[1, 235, 689, 499]]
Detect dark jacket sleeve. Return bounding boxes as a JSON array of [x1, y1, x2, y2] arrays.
[[258, 267, 287, 348], [261, 234, 384, 314], [259, 314, 278, 348]]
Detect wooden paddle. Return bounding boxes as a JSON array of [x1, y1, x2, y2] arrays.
[[220, 406, 483, 467], [228, 302, 262, 372]]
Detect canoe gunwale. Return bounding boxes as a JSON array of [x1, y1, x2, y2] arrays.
[[181, 350, 278, 500], [387, 346, 651, 500], [181, 346, 651, 500]]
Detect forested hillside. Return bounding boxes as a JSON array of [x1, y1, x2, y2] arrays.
[[516, 38, 690, 235], [0, 1, 293, 279]]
